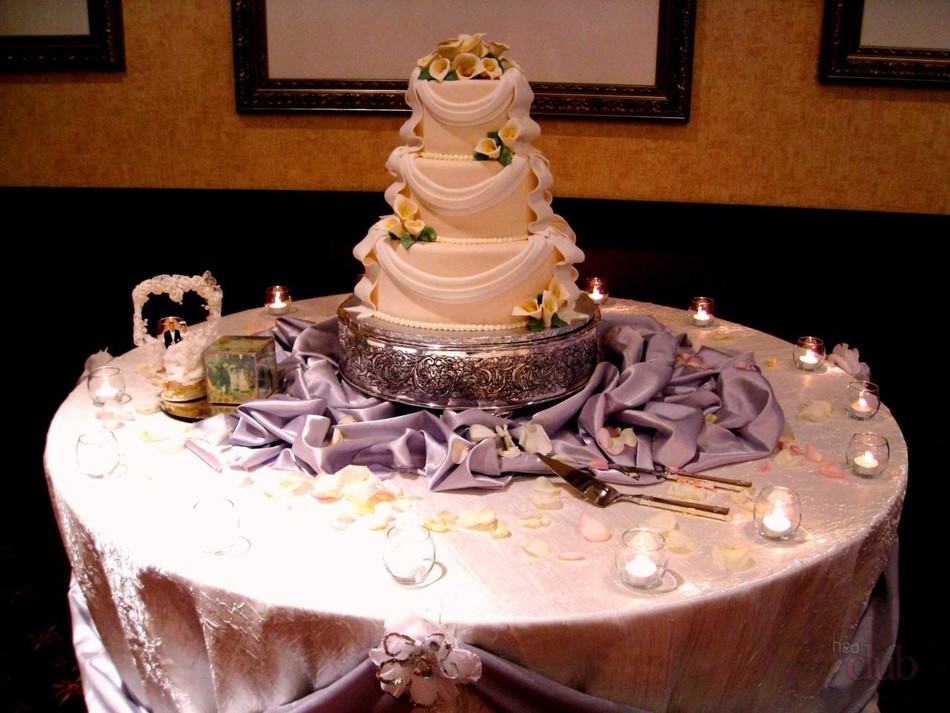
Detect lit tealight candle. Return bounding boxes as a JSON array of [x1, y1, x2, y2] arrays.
[[688, 297, 715, 327], [754, 485, 801, 541], [761, 509, 793, 539], [584, 277, 608, 305], [846, 381, 880, 420], [852, 450, 879, 470], [799, 350, 819, 367], [851, 397, 873, 415], [265, 286, 292, 315], [793, 337, 824, 372], [96, 384, 120, 402], [624, 555, 659, 588]]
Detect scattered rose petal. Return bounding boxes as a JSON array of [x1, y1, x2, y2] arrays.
[[579, 512, 611, 542], [469, 424, 496, 442], [644, 511, 678, 533], [450, 439, 470, 464], [713, 544, 753, 571], [519, 513, 551, 529], [665, 530, 696, 555], [557, 551, 585, 561], [523, 538, 552, 557], [799, 400, 832, 423], [458, 505, 497, 529], [425, 511, 457, 533], [490, 520, 511, 539], [773, 449, 801, 468], [764, 358, 777, 368], [711, 330, 733, 341], [596, 427, 625, 455], [532, 492, 563, 510], [588, 457, 610, 470], [805, 443, 824, 463], [757, 461, 771, 472], [514, 423, 552, 455], [667, 482, 708, 501], [819, 462, 847, 479]]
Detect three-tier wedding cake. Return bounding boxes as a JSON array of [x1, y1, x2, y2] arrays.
[[338, 33, 598, 409]]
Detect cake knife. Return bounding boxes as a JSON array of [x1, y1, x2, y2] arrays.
[[537, 454, 730, 521], [597, 461, 753, 492]]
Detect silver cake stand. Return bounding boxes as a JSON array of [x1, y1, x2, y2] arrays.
[[337, 295, 600, 411]]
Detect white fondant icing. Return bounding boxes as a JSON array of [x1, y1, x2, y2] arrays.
[[350, 38, 584, 331]]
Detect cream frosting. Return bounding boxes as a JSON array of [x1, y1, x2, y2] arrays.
[[348, 36, 584, 331]]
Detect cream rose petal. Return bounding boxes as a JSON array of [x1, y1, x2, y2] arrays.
[[665, 530, 696, 555], [514, 423, 552, 455], [468, 423, 497, 442], [579, 512, 611, 542], [713, 544, 753, 571], [523, 538, 552, 557]]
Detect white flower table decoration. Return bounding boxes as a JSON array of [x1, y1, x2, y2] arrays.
[[369, 615, 481, 708]]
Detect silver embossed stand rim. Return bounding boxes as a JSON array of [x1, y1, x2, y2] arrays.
[[336, 295, 600, 411]]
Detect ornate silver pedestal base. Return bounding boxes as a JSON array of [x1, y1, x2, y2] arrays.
[[337, 295, 600, 410]]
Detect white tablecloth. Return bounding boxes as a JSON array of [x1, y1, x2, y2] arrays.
[[44, 296, 906, 713]]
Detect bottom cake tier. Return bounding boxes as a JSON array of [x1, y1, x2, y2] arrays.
[[336, 294, 600, 411]]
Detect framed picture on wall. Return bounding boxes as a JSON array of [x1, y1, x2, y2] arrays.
[[819, 0, 950, 87], [231, 0, 697, 120], [0, 0, 124, 72]]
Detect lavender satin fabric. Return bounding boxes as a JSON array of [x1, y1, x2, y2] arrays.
[[187, 313, 785, 491]]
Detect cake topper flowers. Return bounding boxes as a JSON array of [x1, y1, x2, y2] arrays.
[[417, 32, 518, 81]]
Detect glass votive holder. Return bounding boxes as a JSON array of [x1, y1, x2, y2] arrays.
[[583, 277, 609, 306], [615, 528, 667, 590], [753, 486, 802, 541], [846, 432, 890, 477], [793, 336, 825, 372], [846, 381, 880, 420], [158, 316, 187, 348], [264, 285, 292, 315], [382, 523, 436, 585], [191, 498, 242, 555], [76, 430, 120, 478], [87, 366, 126, 406], [688, 296, 715, 327]]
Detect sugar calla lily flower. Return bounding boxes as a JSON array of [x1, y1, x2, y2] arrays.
[[498, 119, 522, 148], [428, 57, 451, 81], [393, 194, 419, 222], [474, 137, 501, 159], [512, 298, 543, 320], [404, 219, 426, 237], [452, 53, 483, 79]]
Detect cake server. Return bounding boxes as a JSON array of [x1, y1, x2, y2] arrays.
[[537, 454, 730, 521], [598, 461, 753, 492]]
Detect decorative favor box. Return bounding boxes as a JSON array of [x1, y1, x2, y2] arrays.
[[203, 336, 278, 405]]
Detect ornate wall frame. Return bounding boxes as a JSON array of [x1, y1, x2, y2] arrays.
[[0, 0, 124, 72], [819, 0, 950, 87], [231, 0, 696, 120]]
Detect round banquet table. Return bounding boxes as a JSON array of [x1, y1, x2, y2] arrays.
[[44, 295, 906, 713]]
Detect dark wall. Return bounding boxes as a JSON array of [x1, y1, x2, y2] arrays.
[[10, 187, 948, 708]]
